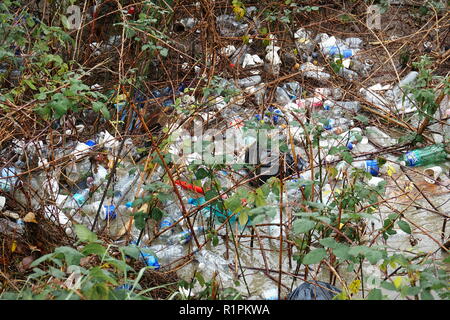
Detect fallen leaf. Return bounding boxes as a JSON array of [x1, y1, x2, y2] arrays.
[[23, 212, 38, 224], [28, 244, 41, 252], [11, 240, 17, 253], [18, 255, 35, 272]]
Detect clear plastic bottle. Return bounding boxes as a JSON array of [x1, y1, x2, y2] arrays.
[[195, 249, 233, 281], [237, 75, 262, 88], [275, 86, 292, 105], [149, 244, 185, 265], [167, 226, 205, 245], [0, 167, 19, 191], [216, 15, 248, 37]]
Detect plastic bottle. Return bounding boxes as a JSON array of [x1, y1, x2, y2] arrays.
[[195, 249, 233, 281], [137, 245, 160, 270], [282, 82, 302, 100], [344, 37, 364, 48], [158, 216, 176, 240], [216, 15, 248, 37], [166, 226, 205, 245], [149, 244, 185, 265], [264, 45, 282, 76], [398, 144, 448, 167], [338, 67, 359, 81], [354, 160, 380, 176], [275, 86, 291, 105], [237, 75, 261, 88], [365, 126, 397, 147], [0, 167, 19, 191]]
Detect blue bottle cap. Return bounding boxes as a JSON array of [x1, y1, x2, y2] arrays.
[[85, 140, 96, 147], [347, 142, 353, 150], [125, 201, 133, 208]]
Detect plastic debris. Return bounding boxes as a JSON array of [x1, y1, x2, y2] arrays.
[[287, 281, 341, 300]]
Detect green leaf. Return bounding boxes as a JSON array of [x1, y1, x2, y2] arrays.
[[30, 253, 54, 268], [195, 168, 209, 180], [381, 281, 396, 291], [60, 14, 71, 29], [342, 151, 353, 164], [420, 290, 434, 300], [353, 115, 368, 124], [82, 243, 107, 256], [49, 266, 66, 279], [74, 224, 98, 243], [205, 189, 218, 202], [367, 288, 382, 300], [134, 211, 149, 230], [348, 245, 371, 257], [319, 237, 339, 249], [121, 246, 141, 260], [195, 272, 205, 287], [89, 267, 118, 285], [54, 246, 84, 266], [397, 220, 412, 234], [238, 211, 248, 226], [292, 219, 315, 234], [159, 47, 168, 57], [100, 106, 111, 120], [151, 207, 165, 221], [302, 248, 327, 265], [405, 286, 420, 296], [333, 244, 350, 259]]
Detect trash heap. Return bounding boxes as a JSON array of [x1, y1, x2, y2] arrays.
[[1, 9, 449, 300]]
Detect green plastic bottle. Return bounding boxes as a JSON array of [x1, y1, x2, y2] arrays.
[[398, 143, 448, 167]]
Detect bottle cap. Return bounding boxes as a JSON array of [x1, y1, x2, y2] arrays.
[[85, 140, 96, 147]]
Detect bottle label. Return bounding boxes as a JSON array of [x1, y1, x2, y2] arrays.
[[405, 151, 420, 167], [365, 160, 379, 176], [102, 205, 116, 220]]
